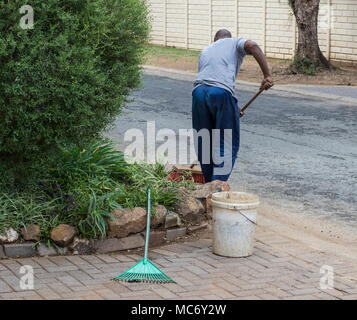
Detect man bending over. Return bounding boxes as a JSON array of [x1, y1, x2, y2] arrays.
[[192, 29, 273, 189]]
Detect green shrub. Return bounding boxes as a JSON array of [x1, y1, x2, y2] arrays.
[[0, 0, 149, 165], [0, 193, 58, 234], [0, 141, 192, 240], [290, 56, 321, 75]]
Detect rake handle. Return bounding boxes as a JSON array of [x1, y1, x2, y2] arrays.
[[240, 88, 264, 113], [143, 187, 152, 262]]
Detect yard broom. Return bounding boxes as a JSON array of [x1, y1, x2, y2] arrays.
[[112, 188, 175, 283]]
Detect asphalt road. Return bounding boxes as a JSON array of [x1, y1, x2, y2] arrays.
[[107, 73, 357, 227]]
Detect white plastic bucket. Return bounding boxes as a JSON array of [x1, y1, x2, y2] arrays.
[[211, 192, 259, 258]]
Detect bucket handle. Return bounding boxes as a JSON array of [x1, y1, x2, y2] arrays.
[[238, 210, 257, 225]]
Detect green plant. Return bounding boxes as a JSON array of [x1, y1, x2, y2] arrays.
[[0, 141, 190, 241], [77, 190, 120, 239], [290, 56, 321, 75], [118, 162, 195, 209], [0, 0, 149, 167], [0, 193, 58, 234], [50, 141, 129, 186]]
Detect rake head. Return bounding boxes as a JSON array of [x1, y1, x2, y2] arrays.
[[112, 258, 176, 284]]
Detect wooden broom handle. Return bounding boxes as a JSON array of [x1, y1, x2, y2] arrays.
[[240, 88, 265, 113]]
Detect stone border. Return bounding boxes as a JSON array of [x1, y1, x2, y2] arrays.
[[0, 225, 211, 259], [0, 180, 219, 260]]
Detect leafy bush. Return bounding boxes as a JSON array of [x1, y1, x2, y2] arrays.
[[0, 193, 58, 235], [0, 0, 149, 164], [0, 141, 192, 240]]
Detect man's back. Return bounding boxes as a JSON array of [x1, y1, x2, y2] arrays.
[[194, 37, 248, 99]]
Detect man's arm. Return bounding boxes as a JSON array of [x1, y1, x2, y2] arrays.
[[244, 40, 274, 91]]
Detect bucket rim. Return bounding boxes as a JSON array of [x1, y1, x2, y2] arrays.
[[211, 191, 260, 210]]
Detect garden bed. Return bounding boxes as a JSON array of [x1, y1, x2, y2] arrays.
[[0, 142, 225, 259]]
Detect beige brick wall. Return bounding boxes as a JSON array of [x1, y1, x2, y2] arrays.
[[147, 0, 357, 64]]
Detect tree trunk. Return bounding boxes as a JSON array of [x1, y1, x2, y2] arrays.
[[290, 0, 330, 69]]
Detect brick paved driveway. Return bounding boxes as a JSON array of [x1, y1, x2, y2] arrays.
[[1, 228, 357, 300]]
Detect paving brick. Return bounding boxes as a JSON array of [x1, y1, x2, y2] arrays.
[[340, 294, 357, 300], [231, 289, 268, 297], [1, 227, 357, 300], [257, 293, 281, 300], [1, 291, 43, 299], [49, 256, 74, 266], [23, 292, 44, 300], [152, 287, 178, 299], [0, 280, 12, 293], [33, 257, 57, 268], [237, 295, 262, 300], [45, 265, 79, 273], [48, 283, 72, 294], [95, 288, 121, 300], [95, 254, 119, 264], [64, 256, 89, 266], [36, 288, 62, 300], [289, 288, 323, 296], [210, 288, 236, 299], [284, 295, 317, 300], [202, 294, 223, 300]]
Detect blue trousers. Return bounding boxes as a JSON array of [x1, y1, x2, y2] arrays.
[[192, 85, 240, 183]]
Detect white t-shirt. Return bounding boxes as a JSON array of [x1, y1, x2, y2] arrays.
[[194, 37, 249, 100]]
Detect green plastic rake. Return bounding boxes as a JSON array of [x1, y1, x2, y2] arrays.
[[112, 188, 175, 284]]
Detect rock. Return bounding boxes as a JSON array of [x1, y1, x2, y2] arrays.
[[165, 211, 182, 229], [0, 245, 5, 259], [191, 181, 228, 199], [69, 237, 95, 255], [141, 231, 166, 247], [3, 243, 36, 258], [175, 193, 205, 223], [21, 224, 41, 241], [191, 181, 228, 218], [166, 227, 187, 241], [206, 197, 213, 216], [94, 234, 144, 254], [108, 207, 147, 238], [37, 243, 57, 257], [187, 223, 208, 234], [151, 205, 167, 228], [50, 224, 76, 247], [0, 228, 19, 244]]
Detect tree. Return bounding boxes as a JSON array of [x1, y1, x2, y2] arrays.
[[0, 0, 149, 165], [289, 0, 330, 70]]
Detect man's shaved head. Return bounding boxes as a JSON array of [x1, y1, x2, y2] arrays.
[[214, 29, 232, 42]]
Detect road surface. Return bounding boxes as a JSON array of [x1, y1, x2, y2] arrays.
[[106, 72, 357, 228]]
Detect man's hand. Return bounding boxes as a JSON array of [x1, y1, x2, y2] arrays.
[[240, 110, 245, 118], [260, 76, 274, 90]]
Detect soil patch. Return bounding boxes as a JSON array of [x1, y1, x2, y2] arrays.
[[145, 47, 357, 86]]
